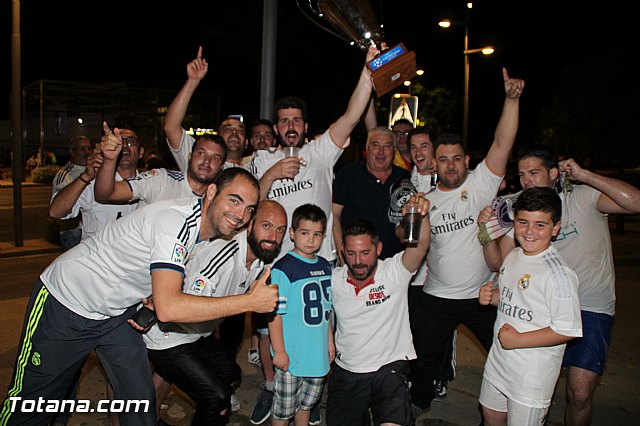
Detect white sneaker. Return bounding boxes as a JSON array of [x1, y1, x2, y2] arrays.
[[248, 349, 261, 366], [230, 393, 241, 412]]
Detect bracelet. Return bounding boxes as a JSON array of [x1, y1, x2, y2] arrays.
[[78, 175, 91, 185]]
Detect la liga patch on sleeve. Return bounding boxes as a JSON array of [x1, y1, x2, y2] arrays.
[[172, 243, 187, 264]]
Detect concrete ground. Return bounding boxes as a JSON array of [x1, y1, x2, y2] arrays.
[[1, 216, 639, 425]]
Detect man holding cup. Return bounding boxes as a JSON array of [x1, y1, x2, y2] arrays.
[[327, 194, 431, 426]]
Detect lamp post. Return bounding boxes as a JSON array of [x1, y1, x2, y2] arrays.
[[439, 3, 494, 150]]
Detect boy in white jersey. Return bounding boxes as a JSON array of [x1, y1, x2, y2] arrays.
[[268, 204, 333, 426], [478, 187, 582, 425]]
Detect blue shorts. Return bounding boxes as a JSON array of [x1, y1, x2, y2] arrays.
[[562, 310, 614, 375]]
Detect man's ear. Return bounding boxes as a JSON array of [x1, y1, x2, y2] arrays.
[[138, 147, 145, 159], [551, 221, 562, 238], [206, 183, 218, 201], [464, 154, 471, 169], [376, 241, 383, 256]]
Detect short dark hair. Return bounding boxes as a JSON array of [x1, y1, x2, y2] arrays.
[[213, 167, 259, 195], [392, 118, 413, 128], [251, 119, 275, 136], [194, 134, 227, 164], [408, 127, 434, 144], [516, 146, 558, 170], [434, 133, 465, 155], [291, 204, 327, 231], [514, 187, 562, 224], [274, 97, 308, 123], [342, 219, 379, 246]]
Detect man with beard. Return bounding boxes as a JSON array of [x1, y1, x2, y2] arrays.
[[409, 69, 524, 415], [0, 168, 277, 426], [164, 47, 247, 171], [141, 200, 288, 426], [94, 123, 225, 206], [249, 44, 379, 266], [326, 193, 431, 426]]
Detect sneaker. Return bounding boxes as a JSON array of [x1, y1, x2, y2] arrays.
[[230, 393, 241, 412], [309, 403, 321, 425], [248, 349, 261, 366], [249, 389, 273, 425], [433, 379, 448, 401]]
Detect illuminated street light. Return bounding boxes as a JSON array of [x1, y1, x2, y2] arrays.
[[439, 3, 494, 149]]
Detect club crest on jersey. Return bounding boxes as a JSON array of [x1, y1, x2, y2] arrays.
[[172, 244, 187, 264], [190, 278, 206, 294], [518, 273, 531, 290], [461, 190, 469, 201], [141, 169, 159, 179]]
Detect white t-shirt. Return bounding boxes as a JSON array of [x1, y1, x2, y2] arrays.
[[143, 230, 264, 350], [51, 162, 86, 195], [248, 130, 347, 262], [59, 172, 138, 241], [42, 196, 203, 320], [126, 168, 195, 207], [555, 185, 615, 315], [424, 161, 503, 299], [168, 129, 250, 173], [483, 244, 582, 409], [332, 252, 416, 373]]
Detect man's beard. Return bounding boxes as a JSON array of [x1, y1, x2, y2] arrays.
[[277, 130, 305, 148], [347, 262, 375, 281], [248, 230, 282, 264]]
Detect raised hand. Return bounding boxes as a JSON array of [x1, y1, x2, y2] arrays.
[[187, 46, 208, 82], [100, 122, 122, 161], [503, 68, 525, 99]]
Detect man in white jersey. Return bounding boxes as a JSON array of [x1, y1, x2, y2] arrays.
[[164, 47, 247, 171], [50, 135, 93, 249], [409, 68, 525, 413], [480, 146, 640, 425], [94, 123, 225, 206], [249, 44, 379, 265], [404, 127, 456, 401], [143, 200, 287, 426], [49, 128, 142, 240], [0, 168, 277, 426], [326, 193, 431, 426]]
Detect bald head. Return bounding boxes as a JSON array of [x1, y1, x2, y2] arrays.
[[248, 200, 288, 264]]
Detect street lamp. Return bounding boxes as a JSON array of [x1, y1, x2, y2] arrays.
[[439, 3, 494, 150]]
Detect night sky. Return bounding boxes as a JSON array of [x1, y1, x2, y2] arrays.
[[1, 1, 630, 149]]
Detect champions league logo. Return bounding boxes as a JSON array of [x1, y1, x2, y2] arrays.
[[491, 191, 521, 228], [388, 177, 416, 224], [518, 273, 531, 290]]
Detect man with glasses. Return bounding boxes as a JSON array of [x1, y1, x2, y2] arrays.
[[392, 118, 414, 170]]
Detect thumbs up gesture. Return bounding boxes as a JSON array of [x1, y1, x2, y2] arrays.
[[248, 266, 279, 313]]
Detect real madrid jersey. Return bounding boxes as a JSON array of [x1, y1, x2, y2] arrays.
[[41, 196, 203, 320], [126, 167, 196, 206], [143, 230, 264, 350], [248, 130, 347, 261], [483, 244, 581, 408]]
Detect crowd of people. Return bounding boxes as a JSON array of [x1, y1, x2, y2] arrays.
[[1, 44, 639, 426]]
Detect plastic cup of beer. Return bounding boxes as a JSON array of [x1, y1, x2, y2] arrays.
[[403, 205, 421, 245]]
